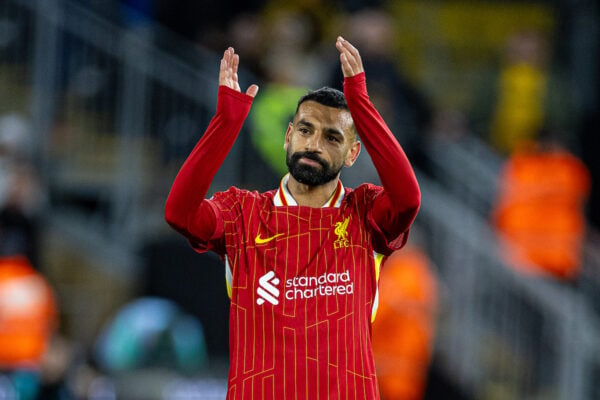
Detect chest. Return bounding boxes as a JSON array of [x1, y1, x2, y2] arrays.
[[225, 205, 377, 307], [249, 206, 367, 267]]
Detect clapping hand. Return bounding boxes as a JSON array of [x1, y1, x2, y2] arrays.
[[218, 47, 259, 98], [335, 36, 364, 78]]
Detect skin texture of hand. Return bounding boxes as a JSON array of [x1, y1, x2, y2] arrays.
[[219, 47, 259, 98], [336, 36, 364, 78]]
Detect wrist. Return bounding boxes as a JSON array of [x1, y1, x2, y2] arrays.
[[343, 72, 366, 95], [216, 86, 254, 115], [343, 72, 366, 86]]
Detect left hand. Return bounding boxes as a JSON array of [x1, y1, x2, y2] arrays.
[[219, 47, 259, 98], [335, 36, 364, 78]]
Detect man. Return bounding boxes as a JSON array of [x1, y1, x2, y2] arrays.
[[165, 37, 420, 399]]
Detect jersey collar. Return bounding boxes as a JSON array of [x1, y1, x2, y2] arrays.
[[274, 173, 345, 208]]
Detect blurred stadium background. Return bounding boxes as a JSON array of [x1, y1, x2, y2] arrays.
[[0, 0, 599, 399]]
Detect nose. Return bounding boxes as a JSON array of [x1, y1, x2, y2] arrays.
[[304, 131, 324, 152]]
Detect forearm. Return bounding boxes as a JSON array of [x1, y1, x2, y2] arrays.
[[344, 73, 421, 216], [165, 86, 253, 237]]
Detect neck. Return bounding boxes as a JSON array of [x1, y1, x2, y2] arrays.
[[286, 175, 340, 207]]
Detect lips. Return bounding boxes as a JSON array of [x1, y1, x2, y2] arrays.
[[295, 152, 326, 169], [299, 156, 323, 168]]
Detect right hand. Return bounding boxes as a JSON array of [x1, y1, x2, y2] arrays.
[[335, 36, 364, 78], [219, 47, 259, 98]]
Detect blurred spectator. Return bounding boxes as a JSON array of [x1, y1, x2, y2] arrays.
[[88, 297, 209, 399], [0, 256, 58, 400], [491, 134, 590, 281], [249, 82, 308, 184], [0, 113, 44, 268], [227, 12, 265, 80], [372, 245, 438, 400], [469, 29, 575, 155], [93, 297, 208, 375], [248, 6, 330, 185], [327, 7, 433, 186], [258, 2, 331, 88]]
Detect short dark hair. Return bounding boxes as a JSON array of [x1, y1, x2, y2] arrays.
[[295, 87, 348, 114], [294, 87, 358, 142]]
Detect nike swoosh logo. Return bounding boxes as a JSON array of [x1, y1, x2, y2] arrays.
[[255, 233, 285, 244]]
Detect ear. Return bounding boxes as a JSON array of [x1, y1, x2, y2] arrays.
[[283, 122, 292, 151], [344, 141, 361, 167]]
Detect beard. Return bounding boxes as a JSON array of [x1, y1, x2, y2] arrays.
[[286, 150, 341, 186]]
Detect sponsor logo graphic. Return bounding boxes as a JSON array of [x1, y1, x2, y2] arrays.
[[256, 271, 280, 305], [254, 232, 285, 245], [286, 270, 353, 300], [257, 270, 354, 305], [334, 216, 350, 249]]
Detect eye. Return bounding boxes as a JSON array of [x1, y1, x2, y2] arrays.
[[327, 135, 341, 143], [299, 127, 310, 135]]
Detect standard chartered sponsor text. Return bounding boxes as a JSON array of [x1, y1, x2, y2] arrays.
[[285, 270, 353, 300]]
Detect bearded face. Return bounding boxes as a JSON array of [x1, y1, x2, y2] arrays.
[[284, 100, 359, 187], [286, 149, 342, 186]]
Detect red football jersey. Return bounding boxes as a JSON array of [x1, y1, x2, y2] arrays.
[[194, 174, 407, 399], [165, 72, 421, 400]]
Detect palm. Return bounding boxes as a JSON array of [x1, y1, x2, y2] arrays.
[[218, 47, 258, 98]]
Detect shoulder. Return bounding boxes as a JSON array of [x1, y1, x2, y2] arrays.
[[210, 186, 276, 208], [341, 184, 384, 214], [344, 183, 383, 202]]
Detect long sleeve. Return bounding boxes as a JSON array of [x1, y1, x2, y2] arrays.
[[165, 86, 254, 242], [344, 73, 421, 240]]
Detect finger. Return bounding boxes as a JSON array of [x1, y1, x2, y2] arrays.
[[220, 49, 228, 70], [339, 53, 351, 77], [338, 47, 358, 76], [337, 38, 354, 62], [335, 36, 345, 52], [339, 38, 362, 70], [338, 37, 360, 58], [222, 47, 232, 68], [219, 48, 232, 80], [339, 41, 363, 76], [219, 58, 230, 86], [232, 52, 239, 75], [337, 37, 361, 60], [246, 84, 259, 98]]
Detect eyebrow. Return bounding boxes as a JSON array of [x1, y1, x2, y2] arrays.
[[296, 119, 345, 139]]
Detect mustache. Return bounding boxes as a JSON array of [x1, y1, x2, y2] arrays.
[[291, 151, 327, 168]]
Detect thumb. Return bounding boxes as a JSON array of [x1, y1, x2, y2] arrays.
[[246, 84, 259, 98]]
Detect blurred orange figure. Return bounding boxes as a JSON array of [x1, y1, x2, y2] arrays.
[[493, 140, 591, 280], [0, 256, 57, 369], [372, 246, 438, 400]]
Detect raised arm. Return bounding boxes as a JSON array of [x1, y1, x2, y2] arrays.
[[165, 47, 258, 241], [336, 37, 420, 241]]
